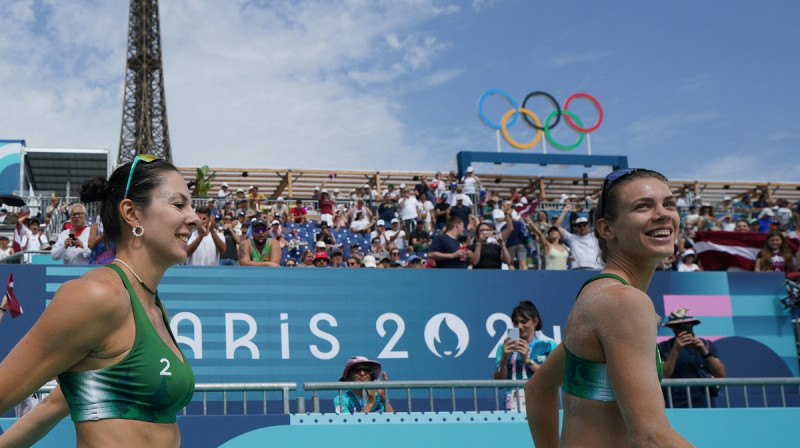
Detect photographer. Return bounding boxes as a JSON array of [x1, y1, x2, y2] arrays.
[[659, 308, 726, 408], [469, 220, 511, 269], [51, 203, 91, 265]]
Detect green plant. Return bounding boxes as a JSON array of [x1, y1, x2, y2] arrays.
[[194, 165, 216, 197]]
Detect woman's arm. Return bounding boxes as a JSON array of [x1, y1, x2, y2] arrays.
[[87, 222, 103, 250], [601, 289, 694, 447], [0, 385, 70, 447], [525, 344, 565, 448]]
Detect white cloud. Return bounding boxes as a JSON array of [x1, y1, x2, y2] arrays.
[[0, 0, 462, 171], [543, 51, 612, 68]]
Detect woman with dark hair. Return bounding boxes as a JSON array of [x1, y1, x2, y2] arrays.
[[526, 219, 571, 271], [525, 169, 692, 447], [471, 221, 511, 269], [494, 300, 557, 410], [754, 231, 797, 275], [334, 356, 394, 414], [0, 156, 198, 447]]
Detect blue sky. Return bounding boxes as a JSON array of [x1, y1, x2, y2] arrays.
[[1, 0, 798, 182]]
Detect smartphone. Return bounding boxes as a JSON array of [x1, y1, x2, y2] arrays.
[[69, 233, 75, 240], [506, 327, 520, 340]]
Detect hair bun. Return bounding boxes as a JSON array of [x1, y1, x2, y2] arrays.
[[79, 176, 112, 203]]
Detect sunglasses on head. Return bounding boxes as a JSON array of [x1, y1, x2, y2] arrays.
[[124, 154, 161, 200], [599, 168, 640, 219]]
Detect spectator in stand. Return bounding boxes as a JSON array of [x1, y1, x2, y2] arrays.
[[389, 248, 402, 265], [449, 195, 472, 235], [370, 220, 389, 247], [88, 217, 116, 265], [350, 211, 373, 235], [500, 205, 529, 270], [238, 220, 281, 267], [332, 205, 348, 229], [217, 182, 231, 200], [733, 193, 754, 219], [775, 199, 793, 232], [415, 175, 430, 198], [555, 203, 602, 270], [247, 185, 266, 211], [0, 236, 13, 260], [526, 219, 571, 271], [397, 188, 419, 235], [186, 207, 226, 266], [21, 218, 49, 251], [270, 197, 290, 225], [315, 221, 337, 251], [461, 166, 481, 205], [677, 249, 702, 272], [44, 195, 65, 228], [433, 194, 450, 232], [754, 231, 797, 275], [299, 249, 315, 267], [333, 356, 393, 414], [369, 236, 390, 261], [219, 212, 240, 266], [718, 213, 736, 231], [386, 218, 408, 251], [349, 242, 362, 260], [313, 251, 329, 267], [236, 198, 256, 221], [660, 308, 726, 408], [757, 208, 774, 233], [432, 172, 447, 199], [683, 205, 699, 229], [407, 255, 424, 268], [417, 191, 434, 233], [51, 203, 91, 265], [234, 211, 247, 236], [377, 195, 397, 224], [445, 181, 459, 206], [311, 186, 320, 200], [382, 183, 399, 201], [346, 255, 360, 268], [410, 225, 431, 254], [697, 205, 719, 231], [733, 220, 751, 232], [283, 258, 297, 267], [318, 190, 335, 227], [532, 210, 551, 235], [495, 301, 558, 411], [470, 221, 511, 269], [348, 199, 373, 223], [233, 188, 246, 203], [330, 249, 344, 267], [429, 217, 467, 268], [290, 199, 308, 224]]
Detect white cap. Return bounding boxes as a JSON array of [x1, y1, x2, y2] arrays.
[[466, 166, 474, 172], [362, 184, 369, 189], [399, 183, 406, 189], [492, 209, 505, 221], [456, 194, 466, 201], [682, 249, 696, 257], [277, 196, 284, 202], [321, 189, 328, 194], [314, 186, 320, 190], [271, 220, 280, 226], [723, 195, 732, 201], [221, 182, 229, 188], [363, 255, 377, 268], [759, 208, 774, 218], [574, 217, 589, 224], [520, 197, 528, 204], [511, 211, 521, 221], [391, 218, 400, 224], [248, 185, 255, 190], [376, 219, 385, 226], [334, 189, 339, 193], [316, 241, 327, 249]]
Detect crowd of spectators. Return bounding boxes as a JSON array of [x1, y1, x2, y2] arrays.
[[2, 171, 799, 273]]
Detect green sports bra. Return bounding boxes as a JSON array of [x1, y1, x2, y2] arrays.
[[562, 273, 663, 402], [57, 264, 195, 423]]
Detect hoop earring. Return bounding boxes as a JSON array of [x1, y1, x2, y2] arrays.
[[132, 225, 144, 238]]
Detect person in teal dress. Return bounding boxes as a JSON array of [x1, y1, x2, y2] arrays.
[[334, 356, 394, 414], [525, 169, 694, 448]]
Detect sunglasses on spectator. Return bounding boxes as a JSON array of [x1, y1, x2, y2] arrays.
[[599, 168, 640, 219], [390, 251, 400, 256], [351, 366, 373, 375], [124, 154, 161, 199], [252, 227, 268, 234], [346, 261, 359, 267]]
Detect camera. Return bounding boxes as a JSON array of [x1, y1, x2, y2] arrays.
[[672, 323, 695, 335]]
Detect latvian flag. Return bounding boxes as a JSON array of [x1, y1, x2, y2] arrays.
[[4, 273, 23, 318], [694, 231, 799, 271]]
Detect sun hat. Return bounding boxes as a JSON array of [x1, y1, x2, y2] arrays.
[[339, 356, 382, 381], [662, 307, 702, 327]]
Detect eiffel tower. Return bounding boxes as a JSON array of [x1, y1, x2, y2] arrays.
[[117, 0, 172, 164]]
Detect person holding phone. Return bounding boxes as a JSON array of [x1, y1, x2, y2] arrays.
[[50, 203, 91, 264], [334, 356, 394, 414], [494, 301, 558, 410]]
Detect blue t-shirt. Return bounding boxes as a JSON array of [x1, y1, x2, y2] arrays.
[[333, 390, 388, 413], [505, 220, 526, 247], [494, 335, 559, 380], [430, 233, 466, 268]]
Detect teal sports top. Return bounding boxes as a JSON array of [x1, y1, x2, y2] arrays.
[[562, 273, 663, 402], [58, 264, 195, 423]]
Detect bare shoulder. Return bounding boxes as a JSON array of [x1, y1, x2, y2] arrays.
[[576, 280, 657, 338], [50, 267, 130, 323]]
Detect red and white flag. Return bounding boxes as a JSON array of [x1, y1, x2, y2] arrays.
[[694, 231, 799, 271], [4, 273, 23, 318]]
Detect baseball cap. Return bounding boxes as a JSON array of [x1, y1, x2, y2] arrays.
[[237, 211, 246, 216], [574, 217, 589, 225], [456, 194, 466, 202], [362, 255, 377, 268], [221, 182, 229, 188], [407, 255, 422, 264], [390, 218, 400, 224], [682, 249, 696, 257], [277, 196, 284, 202], [252, 220, 268, 230], [314, 250, 329, 261], [376, 219, 385, 226], [466, 166, 474, 172], [271, 220, 280, 226]]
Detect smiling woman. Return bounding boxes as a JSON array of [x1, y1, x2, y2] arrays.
[[0, 158, 200, 447], [525, 169, 694, 448], [334, 356, 394, 414]]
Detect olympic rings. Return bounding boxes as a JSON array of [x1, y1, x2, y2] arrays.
[[478, 90, 603, 150]]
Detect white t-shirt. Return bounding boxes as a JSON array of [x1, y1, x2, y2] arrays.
[[22, 232, 48, 251], [350, 218, 370, 232], [678, 263, 700, 272], [418, 200, 434, 223], [461, 175, 479, 194], [385, 229, 407, 250], [187, 230, 223, 266], [562, 232, 602, 270], [399, 196, 420, 220]]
